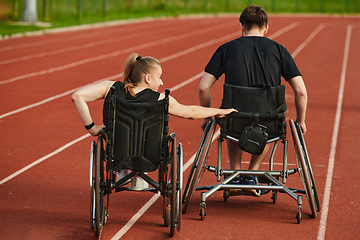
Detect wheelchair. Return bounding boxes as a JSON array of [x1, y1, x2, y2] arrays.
[[182, 84, 320, 223], [89, 87, 183, 238]]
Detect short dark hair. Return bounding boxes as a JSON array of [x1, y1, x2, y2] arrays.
[[239, 5, 268, 31]]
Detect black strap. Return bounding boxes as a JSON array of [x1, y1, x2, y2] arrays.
[[266, 85, 278, 120], [254, 47, 278, 120], [85, 122, 95, 130]]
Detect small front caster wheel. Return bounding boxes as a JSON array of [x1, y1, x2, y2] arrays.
[[200, 202, 206, 221], [296, 206, 303, 224]]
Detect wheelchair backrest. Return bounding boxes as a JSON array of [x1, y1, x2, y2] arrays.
[[108, 89, 170, 172], [219, 83, 287, 138], [221, 83, 287, 113]]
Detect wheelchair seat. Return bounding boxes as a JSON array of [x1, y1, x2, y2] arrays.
[[217, 83, 287, 139]]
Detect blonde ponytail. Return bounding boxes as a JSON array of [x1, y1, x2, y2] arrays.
[[123, 53, 160, 96]]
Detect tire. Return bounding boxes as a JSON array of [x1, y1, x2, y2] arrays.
[[295, 122, 321, 213], [176, 143, 183, 232], [169, 139, 177, 237], [290, 120, 317, 218], [200, 202, 206, 221], [296, 208, 302, 224], [94, 136, 106, 237], [182, 120, 216, 214], [90, 141, 96, 230]]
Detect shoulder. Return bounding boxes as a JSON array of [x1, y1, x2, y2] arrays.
[[220, 37, 243, 49], [112, 81, 124, 88], [262, 37, 287, 50], [103, 81, 120, 98]]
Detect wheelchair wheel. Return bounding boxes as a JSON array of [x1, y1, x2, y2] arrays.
[[182, 120, 216, 214], [169, 139, 183, 237], [295, 122, 321, 213], [90, 141, 96, 230], [290, 120, 318, 218], [93, 136, 107, 237], [177, 143, 183, 232]]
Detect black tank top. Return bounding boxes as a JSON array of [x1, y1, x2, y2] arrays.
[[102, 81, 160, 127]]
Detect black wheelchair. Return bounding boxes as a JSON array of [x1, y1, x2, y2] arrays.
[[182, 83, 320, 223], [89, 87, 183, 238]]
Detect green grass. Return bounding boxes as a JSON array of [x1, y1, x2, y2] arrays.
[[1, 0, 359, 38]]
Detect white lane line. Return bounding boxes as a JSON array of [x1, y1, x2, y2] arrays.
[[268, 22, 299, 39], [292, 23, 325, 58], [317, 24, 352, 240], [0, 18, 157, 42], [111, 193, 161, 240], [0, 73, 122, 120], [0, 21, 297, 120], [0, 134, 90, 186], [0, 18, 156, 52], [0, 32, 238, 119], [111, 129, 221, 240], [0, 21, 231, 65], [0, 71, 204, 184], [0, 21, 234, 85]]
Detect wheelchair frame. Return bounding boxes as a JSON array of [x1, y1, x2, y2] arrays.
[[89, 88, 183, 238], [182, 118, 320, 224]]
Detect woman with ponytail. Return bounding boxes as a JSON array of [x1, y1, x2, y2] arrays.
[[72, 53, 236, 136]]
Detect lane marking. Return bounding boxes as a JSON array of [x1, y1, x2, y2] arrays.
[[292, 23, 325, 58], [0, 21, 233, 65], [0, 72, 202, 184], [0, 74, 122, 120], [317, 24, 353, 240], [0, 32, 238, 118], [0, 22, 297, 119], [0, 18, 156, 52], [111, 193, 162, 240], [0, 21, 235, 85], [0, 134, 90, 185], [112, 129, 221, 239], [268, 22, 299, 39]]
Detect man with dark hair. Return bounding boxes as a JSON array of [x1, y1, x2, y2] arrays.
[[198, 5, 307, 196]]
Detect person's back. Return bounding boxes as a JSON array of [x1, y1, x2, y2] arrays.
[[102, 81, 159, 129], [205, 36, 300, 87]]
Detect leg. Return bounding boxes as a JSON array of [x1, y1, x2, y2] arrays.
[[226, 139, 243, 170], [248, 143, 271, 170], [242, 144, 271, 197], [226, 139, 243, 196]]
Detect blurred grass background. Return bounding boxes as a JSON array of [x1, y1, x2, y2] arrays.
[[0, 0, 359, 38]]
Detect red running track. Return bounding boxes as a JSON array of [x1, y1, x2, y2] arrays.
[[0, 15, 359, 240]]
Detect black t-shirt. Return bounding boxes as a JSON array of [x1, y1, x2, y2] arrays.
[[102, 81, 160, 127], [205, 36, 301, 86]]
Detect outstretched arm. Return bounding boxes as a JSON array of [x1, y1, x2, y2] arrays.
[[71, 80, 114, 136], [167, 96, 236, 119], [288, 76, 308, 133]]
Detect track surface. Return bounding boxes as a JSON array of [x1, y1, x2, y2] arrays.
[[1, 15, 359, 240]]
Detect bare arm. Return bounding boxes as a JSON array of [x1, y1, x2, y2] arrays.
[[198, 72, 218, 129], [71, 80, 114, 136], [167, 96, 236, 120], [199, 72, 217, 107], [288, 76, 308, 133]]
